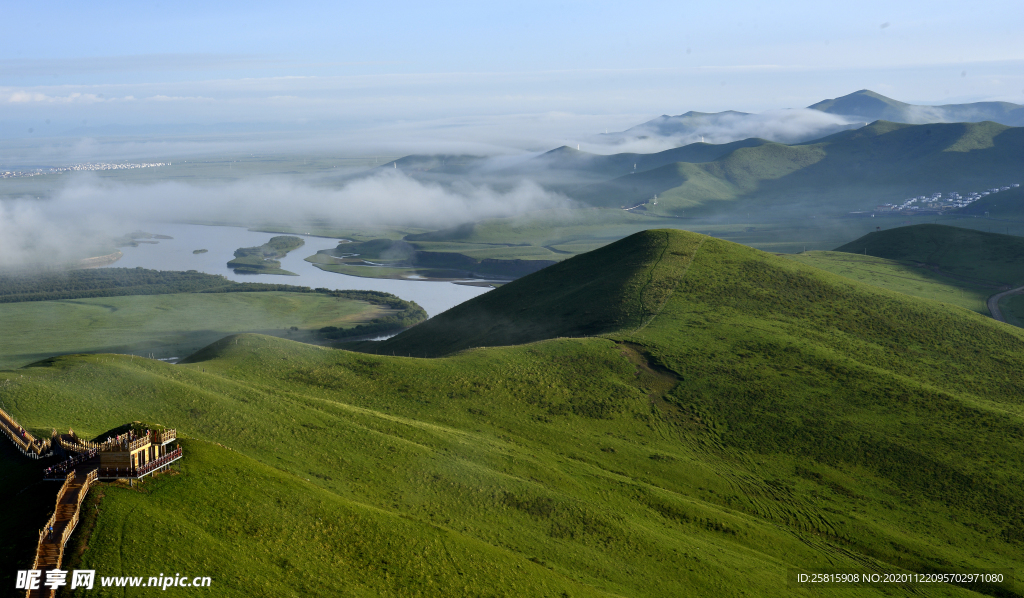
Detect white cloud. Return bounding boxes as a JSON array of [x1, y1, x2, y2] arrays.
[[5, 90, 133, 104], [0, 171, 571, 268], [144, 95, 213, 102], [588, 108, 863, 152]]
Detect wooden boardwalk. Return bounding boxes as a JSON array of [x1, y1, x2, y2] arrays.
[[26, 469, 97, 598], [0, 406, 53, 459]]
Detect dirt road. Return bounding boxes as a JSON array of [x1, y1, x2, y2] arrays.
[[987, 285, 1024, 323]]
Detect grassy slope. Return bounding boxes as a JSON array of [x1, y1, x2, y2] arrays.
[[574, 121, 1024, 216], [4, 230, 1023, 596], [834, 224, 1024, 287], [785, 252, 992, 314], [0, 292, 384, 370]]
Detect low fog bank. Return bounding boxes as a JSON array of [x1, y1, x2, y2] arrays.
[[0, 171, 572, 269], [589, 109, 865, 153]]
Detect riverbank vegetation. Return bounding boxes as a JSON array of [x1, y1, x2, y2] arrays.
[[227, 235, 305, 275], [307, 237, 555, 281]]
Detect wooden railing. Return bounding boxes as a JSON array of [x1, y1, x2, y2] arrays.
[[99, 435, 149, 453], [137, 447, 182, 477], [153, 428, 176, 444], [57, 471, 74, 499], [44, 448, 99, 480], [57, 470, 97, 561], [60, 435, 100, 452], [97, 446, 182, 479], [30, 468, 99, 582], [0, 407, 52, 458]]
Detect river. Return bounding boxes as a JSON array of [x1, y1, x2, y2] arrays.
[[104, 223, 490, 317]]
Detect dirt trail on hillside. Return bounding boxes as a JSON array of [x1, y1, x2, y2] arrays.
[[987, 286, 1024, 322]]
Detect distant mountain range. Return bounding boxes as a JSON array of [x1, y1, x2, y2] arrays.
[[386, 119, 1023, 218], [574, 120, 1024, 216], [599, 90, 1024, 146]]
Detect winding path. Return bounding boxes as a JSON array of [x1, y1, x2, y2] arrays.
[[987, 286, 1024, 323]]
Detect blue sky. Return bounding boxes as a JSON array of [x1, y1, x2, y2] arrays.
[[1, 0, 1022, 149]]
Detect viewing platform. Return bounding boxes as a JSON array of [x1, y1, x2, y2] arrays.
[[44, 428, 182, 481]]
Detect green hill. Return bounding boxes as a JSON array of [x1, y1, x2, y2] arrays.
[[362, 229, 701, 357], [808, 90, 912, 121], [573, 121, 1024, 216], [4, 229, 1024, 596], [834, 224, 1024, 287]]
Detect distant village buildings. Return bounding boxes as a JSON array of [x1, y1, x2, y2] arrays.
[[872, 183, 1020, 214], [0, 162, 170, 179]]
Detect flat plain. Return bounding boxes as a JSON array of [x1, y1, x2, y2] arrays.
[[0, 291, 386, 370]]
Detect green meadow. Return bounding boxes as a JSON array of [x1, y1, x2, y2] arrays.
[[0, 291, 385, 370], [3, 230, 1022, 596]]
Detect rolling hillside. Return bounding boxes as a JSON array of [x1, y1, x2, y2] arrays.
[[573, 120, 1024, 216], [3, 229, 1023, 596]]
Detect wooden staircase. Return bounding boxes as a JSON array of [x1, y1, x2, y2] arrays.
[[26, 469, 97, 598]]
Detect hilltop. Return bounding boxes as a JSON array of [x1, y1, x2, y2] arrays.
[[810, 89, 1024, 126], [4, 229, 1024, 596]]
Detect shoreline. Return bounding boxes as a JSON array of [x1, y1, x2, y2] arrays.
[[76, 251, 124, 269]]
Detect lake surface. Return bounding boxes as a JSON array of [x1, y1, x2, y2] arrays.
[[105, 223, 490, 317]]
